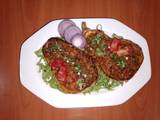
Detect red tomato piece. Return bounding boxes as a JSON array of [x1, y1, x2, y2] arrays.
[[57, 69, 67, 82], [51, 59, 68, 82], [109, 38, 121, 52], [51, 59, 63, 69]]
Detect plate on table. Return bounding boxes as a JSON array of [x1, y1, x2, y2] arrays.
[[20, 18, 151, 108]]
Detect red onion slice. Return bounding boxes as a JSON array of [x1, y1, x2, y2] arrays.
[[64, 26, 82, 43], [58, 20, 76, 37], [71, 34, 86, 48]]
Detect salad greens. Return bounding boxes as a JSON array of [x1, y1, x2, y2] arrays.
[[35, 48, 123, 94], [74, 64, 81, 72], [82, 71, 123, 94], [35, 48, 59, 89]]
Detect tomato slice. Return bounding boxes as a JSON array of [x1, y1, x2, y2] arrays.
[[51, 59, 68, 82], [109, 38, 121, 52]]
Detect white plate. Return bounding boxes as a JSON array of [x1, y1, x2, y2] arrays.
[[20, 18, 151, 108]]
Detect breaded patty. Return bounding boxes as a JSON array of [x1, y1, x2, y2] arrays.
[[42, 37, 98, 93], [82, 22, 144, 80]]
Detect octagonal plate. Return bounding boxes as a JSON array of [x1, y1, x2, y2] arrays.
[[20, 18, 151, 108]]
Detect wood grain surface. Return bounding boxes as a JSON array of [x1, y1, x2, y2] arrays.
[[0, 0, 160, 120]]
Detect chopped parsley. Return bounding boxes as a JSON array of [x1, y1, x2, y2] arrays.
[[110, 53, 117, 60], [109, 53, 127, 69], [117, 58, 126, 69], [74, 64, 81, 71], [50, 42, 62, 51], [91, 34, 102, 45], [100, 42, 107, 51]]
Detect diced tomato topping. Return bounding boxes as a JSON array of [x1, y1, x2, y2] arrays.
[[117, 46, 133, 56], [51, 59, 64, 69], [106, 38, 133, 57], [108, 38, 121, 52], [57, 69, 67, 82], [51, 59, 68, 82], [117, 49, 128, 56]]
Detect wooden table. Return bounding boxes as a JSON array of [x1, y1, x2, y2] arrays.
[[0, 0, 160, 120]]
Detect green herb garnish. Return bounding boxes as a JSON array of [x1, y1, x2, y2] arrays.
[[91, 34, 102, 45], [110, 53, 117, 60], [50, 42, 62, 51], [117, 58, 126, 69], [100, 43, 107, 51], [74, 64, 81, 71]]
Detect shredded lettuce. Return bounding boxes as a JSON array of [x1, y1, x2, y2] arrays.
[[35, 48, 59, 89], [82, 71, 123, 94]]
